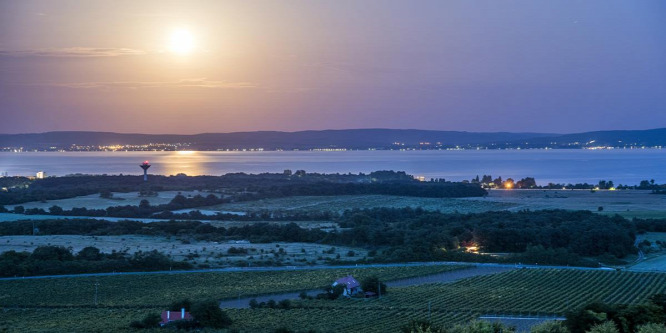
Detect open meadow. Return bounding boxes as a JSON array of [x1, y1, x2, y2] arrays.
[[203, 194, 515, 214], [4, 191, 222, 211], [462, 189, 666, 219]]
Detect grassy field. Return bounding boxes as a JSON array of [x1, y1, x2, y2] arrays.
[[5, 191, 221, 211], [462, 189, 666, 218], [0, 235, 367, 267], [201, 190, 666, 219], [632, 256, 666, 272], [2, 268, 664, 332], [203, 194, 515, 214]]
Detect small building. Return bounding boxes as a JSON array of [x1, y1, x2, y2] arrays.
[[160, 308, 193, 326], [332, 275, 363, 297], [36, 171, 46, 179]]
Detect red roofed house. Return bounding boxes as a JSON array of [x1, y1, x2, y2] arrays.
[[332, 275, 363, 297], [160, 308, 194, 326]]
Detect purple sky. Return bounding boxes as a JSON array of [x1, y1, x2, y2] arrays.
[[1, 1, 665, 134]]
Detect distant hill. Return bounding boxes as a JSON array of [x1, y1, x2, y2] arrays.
[[511, 128, 666, 148], [0, 128, 664, 150]]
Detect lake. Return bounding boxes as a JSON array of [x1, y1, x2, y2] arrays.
[[0, 149, 664, 186]]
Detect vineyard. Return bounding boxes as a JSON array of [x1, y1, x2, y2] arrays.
[[1, 268, 665, 332], [0, 265, 465, 307], [226, 269, 666, 333]]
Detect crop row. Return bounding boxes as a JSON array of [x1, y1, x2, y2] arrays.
[[228, 308, 479, 333], [0, 265, 467, 307], [294, 269, 666, 315]]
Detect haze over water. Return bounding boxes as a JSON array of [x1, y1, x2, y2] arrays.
[[1, 149, 664, 186]]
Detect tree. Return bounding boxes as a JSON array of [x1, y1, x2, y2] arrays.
[[129, 313, 160, 329], [48, 205, 63, 215], [361, 276, 387, 295], [13, 206, 24, 214], [277, 299, 291, 309], [190, 300, 232, 328], [637, 323, 666, 333], [516, 177, 537, 189], [587, 322, 619, 333], [648, 294, 666, 312], [169, 298, 193, 311], [530, 321, 569, 333], [139, 199, 151, 210], [400, 319, 445, 333], [449, 320, 515, 333], [31, 246, 74, 261], [77, 247, 102, 261]]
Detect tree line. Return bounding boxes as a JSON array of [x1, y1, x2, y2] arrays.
[[2, 209, 659, 268], [0, 245, 191, 277], [0, 171, 486, 206]]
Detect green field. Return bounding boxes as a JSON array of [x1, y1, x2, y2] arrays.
[[2, 268, 665, 332], [204, 194, 515, 214]]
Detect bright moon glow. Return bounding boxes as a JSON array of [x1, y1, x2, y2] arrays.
[[169, 29, 195, 54]]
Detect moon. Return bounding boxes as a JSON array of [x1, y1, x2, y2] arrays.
[[169, 29, 195, 54]]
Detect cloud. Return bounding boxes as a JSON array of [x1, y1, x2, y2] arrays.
[[21, 78, 255, 89], [0, 47, 146, 57]]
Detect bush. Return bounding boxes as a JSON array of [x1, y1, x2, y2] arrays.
[[530, 321, 569, 333], [449, 320, 515, 333], [400, 319, 445, 333], [129, 313, 160, 329], [169, 298, 193, 311], [587, 322, 619, 333], [190, 300, 232, 329], [637, 323, 666, 333], [277, 299, 291, 309]]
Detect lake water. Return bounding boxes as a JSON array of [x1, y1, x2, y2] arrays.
[[0, 149, 664, 186]]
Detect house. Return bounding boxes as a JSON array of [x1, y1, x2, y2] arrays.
[[332, 275, 363, 297], [160, 308, 194, 326]]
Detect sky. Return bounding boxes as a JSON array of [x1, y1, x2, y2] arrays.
[[1, 0, 665, 134]]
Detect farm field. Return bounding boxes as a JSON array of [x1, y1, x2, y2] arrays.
[[4, 191, 221, 211], [203, 194, 515, 214], [294, 269, 666, 314], [462, 189, 666, 218], [4, 268, 663, 332], [0, 265, 466, 307], [0, 235, 367, 267], [231, 269, 666, 333]]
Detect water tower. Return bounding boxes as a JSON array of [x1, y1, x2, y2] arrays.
[[140, 161, 151, 181]]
